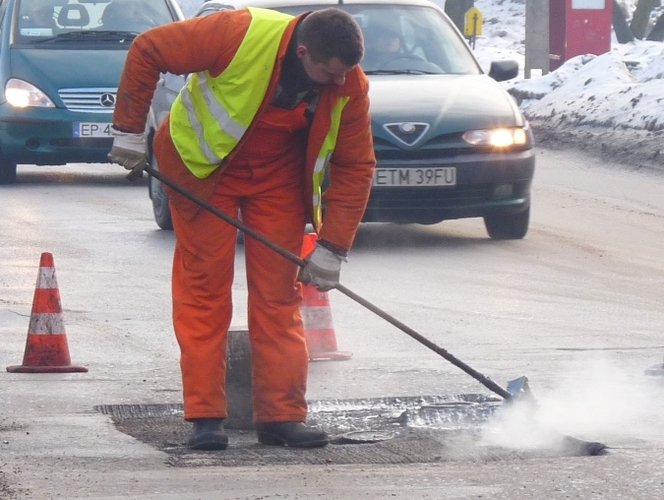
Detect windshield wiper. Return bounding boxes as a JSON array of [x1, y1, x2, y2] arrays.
[[33, 30, 138, 43], [363, 69, 439, 75]]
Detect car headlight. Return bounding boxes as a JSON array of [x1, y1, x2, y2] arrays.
[[5, 78, 55, 108], [462, 127, 529, 149]]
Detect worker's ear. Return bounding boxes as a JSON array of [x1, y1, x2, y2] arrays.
[[296, 44, 308, 60]]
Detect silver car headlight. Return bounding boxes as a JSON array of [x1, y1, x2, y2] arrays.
[[5, 78, 55, 108], [462, 127, 529, 149]]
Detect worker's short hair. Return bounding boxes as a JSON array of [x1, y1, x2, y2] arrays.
[[298, 8, 364, 66]]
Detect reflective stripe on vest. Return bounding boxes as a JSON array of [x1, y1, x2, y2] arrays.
[[312, 96, 350, 229], [169, 8, 293, 178]]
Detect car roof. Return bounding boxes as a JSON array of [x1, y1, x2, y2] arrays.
[[200, 0, 441, 12]]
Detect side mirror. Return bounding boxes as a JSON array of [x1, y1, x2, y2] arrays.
[[488, 60, 519, 82]]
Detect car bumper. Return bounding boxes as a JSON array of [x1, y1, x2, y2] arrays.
[[363, 149, 535, 224], [0, 107, 113, 165]]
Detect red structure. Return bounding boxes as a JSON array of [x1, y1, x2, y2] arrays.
[[549, 0, 613, 71]]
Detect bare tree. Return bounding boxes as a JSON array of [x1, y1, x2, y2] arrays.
[[647, 11, 664, 40], [614, 0, 664, 41], [630, 0, 657, 38], [613, 0, 635, 42]]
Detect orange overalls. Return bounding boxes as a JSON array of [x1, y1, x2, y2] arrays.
[[113, 8, 376, 424], [157, 102, 312, 423]]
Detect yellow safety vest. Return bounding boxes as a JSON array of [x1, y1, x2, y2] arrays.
[[311, 96, 349, 228], [169, 7, 292, 178], [169, 7, 349, 229]]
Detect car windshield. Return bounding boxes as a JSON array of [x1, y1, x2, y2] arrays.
[[14, 0, 174, 44], [277, 4, 481, 75]]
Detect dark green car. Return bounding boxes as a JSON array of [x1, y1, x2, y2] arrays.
[[0, 0, 183, 184], [148, 0, 535, 239]]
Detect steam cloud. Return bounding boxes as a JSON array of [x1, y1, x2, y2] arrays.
[[480, 355, 664, 452]]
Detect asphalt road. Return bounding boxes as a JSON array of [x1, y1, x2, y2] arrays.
[[1, 146, 663, 499]]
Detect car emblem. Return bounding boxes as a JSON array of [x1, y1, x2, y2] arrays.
[[384, 122, 430, 146], [100, 93, 116, 107]]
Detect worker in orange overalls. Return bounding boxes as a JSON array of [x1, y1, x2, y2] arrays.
[[108, 7, 375, 450]]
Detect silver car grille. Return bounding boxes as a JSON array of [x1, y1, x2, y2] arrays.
[[58, 88, 117, 113]]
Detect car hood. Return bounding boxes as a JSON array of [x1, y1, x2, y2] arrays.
[[368, 74, 525, 147], [9, 48, 128, 96]]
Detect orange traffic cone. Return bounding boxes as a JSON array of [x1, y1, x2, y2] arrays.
[[7, 252, 87, 373], [300, 233, 351, 361]]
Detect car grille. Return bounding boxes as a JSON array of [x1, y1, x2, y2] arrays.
[[364, 185, 497, 224], [58, 88, 117, 113], [50, 138, 113, 147], [373, 133, 471, 160], [369, 185, 492, 207]]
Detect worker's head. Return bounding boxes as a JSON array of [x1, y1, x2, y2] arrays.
[[296, 8, 364, 86]]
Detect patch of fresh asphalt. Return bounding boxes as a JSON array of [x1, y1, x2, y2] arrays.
[[95, 394, 601, 468]]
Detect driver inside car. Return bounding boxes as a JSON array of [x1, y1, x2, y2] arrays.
[[363, 27, 404, 69], [100, 0, 153, 32]]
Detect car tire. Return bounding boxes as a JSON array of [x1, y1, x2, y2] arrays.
[[148, 151, 173, 231], [484, 207, 529, 240], [0, 157, 17, 184]]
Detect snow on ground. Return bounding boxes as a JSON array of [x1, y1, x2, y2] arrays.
[[509, 44, 664, 132], [472, 0, 663, 168]]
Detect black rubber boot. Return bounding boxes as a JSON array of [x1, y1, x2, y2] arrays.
[[255, 422, 328, 448], [188, 418, 228, 450]]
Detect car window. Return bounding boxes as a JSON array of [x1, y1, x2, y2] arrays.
[[276, 4, 481, 75], [14, 0, 175, 43]]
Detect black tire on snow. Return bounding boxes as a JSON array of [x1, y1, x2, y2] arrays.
[[484, 207, 530, 240], [148, 152, 173, 230], [0, 159, 17, 184]]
